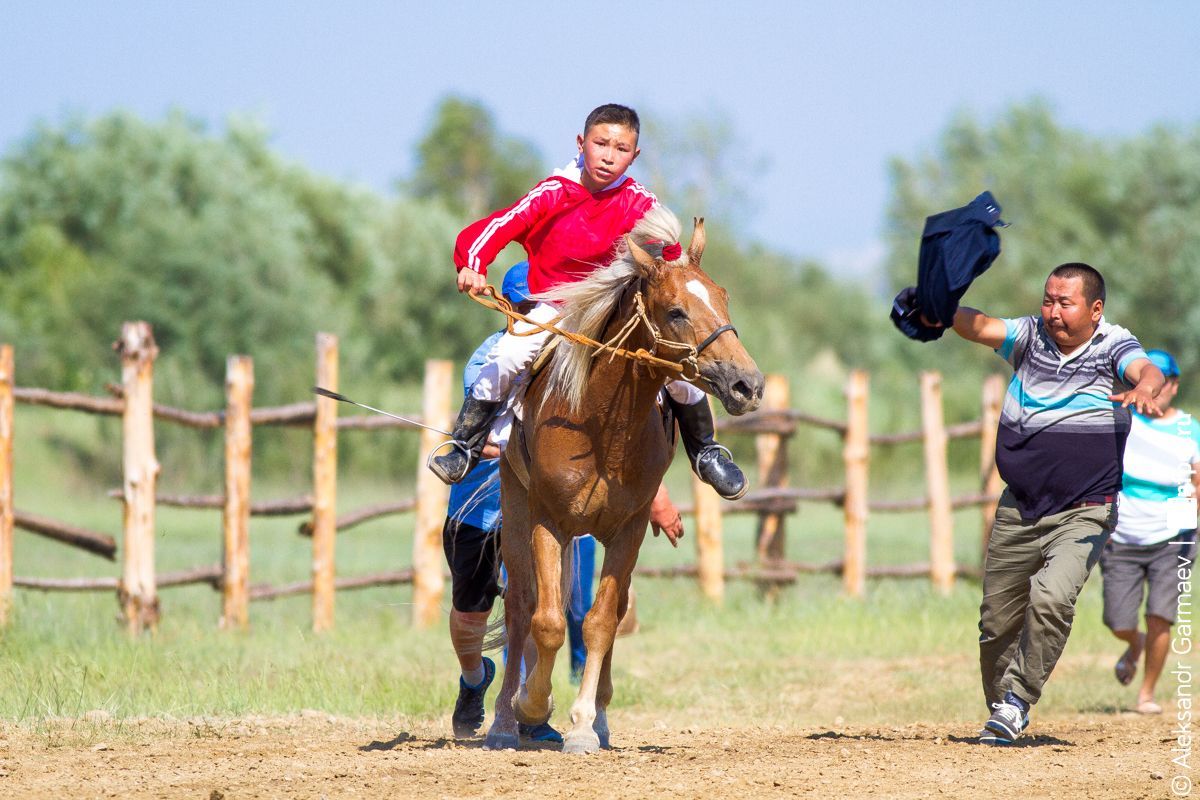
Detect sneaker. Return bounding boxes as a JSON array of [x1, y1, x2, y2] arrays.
[[518, 721, 564, 744], [451, 657, 495, 738], [981, 701, 1029, 745]]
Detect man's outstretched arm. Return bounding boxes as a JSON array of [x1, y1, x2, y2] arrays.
[[1110, 358, 1165, 416], [952, 306, 1008, 350]]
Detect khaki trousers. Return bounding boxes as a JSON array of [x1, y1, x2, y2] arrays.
[[978, 489, 1115, 708]]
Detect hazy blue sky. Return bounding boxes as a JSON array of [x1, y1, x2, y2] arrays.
[[3, 1, 1198, 277]]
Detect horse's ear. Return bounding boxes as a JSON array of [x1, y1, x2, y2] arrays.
[[688, 217, 706, 265], [625, 235, 659, 275]]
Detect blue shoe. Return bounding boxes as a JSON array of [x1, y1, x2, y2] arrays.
[[980, 701, 1029, 745], [518, 721, 564, 744], [452, 657, 495, 738]]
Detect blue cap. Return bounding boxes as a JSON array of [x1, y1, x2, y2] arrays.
[[502, 261, 532, 304], [1147, 349, 1180, 378]]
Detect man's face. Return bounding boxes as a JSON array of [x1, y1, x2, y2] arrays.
[[576, 123, 640, 193], [1041, 275, 1103, 352]]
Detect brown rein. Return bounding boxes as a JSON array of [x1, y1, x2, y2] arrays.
[[466, 285, 737, 382]]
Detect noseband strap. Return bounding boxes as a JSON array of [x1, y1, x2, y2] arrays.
[[695, 324, 738, 355]]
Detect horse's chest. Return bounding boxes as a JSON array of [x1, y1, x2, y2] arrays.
[[526, 407, 672, 529], [559, 477, 652, 531]]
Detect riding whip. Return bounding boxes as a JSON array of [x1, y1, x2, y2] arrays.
[[312, 387, 451, 436]]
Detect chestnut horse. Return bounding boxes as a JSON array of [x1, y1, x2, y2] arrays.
[[484, 207, 764, 753]]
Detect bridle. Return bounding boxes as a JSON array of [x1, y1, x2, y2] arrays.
[[619, 289, 738, 382], [696, 323, 740, 355], [468, 284, 739, 383]]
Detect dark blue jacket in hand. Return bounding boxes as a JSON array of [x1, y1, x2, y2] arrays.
[[891, 191, 1006, 342]]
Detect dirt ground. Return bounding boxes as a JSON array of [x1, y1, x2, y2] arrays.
[[0, 712, 1179, 799]]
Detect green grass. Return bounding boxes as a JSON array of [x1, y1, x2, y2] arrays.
[[0, 406, 1135, 730]]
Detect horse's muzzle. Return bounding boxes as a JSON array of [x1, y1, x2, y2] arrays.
[[702, 363, 764, 416]]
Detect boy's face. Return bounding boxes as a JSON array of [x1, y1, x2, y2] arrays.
[[1041, 275, 1103, 352], [576, 123, 640, 193]]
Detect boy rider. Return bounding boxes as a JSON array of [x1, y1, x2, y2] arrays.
[[429, 103, 747, 500]]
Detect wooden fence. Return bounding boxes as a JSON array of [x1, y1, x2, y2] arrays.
[[679, 369, 1006, 600], [0, 323, 451, 634], [0, 323, 1006, 636]]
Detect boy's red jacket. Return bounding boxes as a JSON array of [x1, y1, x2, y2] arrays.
[[454, 171, 658, 295]]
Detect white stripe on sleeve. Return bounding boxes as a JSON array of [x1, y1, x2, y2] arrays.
[[466, 182, 560, 271]]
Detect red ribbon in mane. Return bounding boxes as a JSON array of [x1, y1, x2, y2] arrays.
[[662, 242, 682, 261]]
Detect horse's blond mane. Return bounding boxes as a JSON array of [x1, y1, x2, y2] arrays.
[[536, 205, 684, 413]]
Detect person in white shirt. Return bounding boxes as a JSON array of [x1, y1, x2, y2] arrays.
[[1101, 349, 1200, 714]]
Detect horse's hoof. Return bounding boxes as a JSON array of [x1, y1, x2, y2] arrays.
[[562, 729, 601, 755], [512, 693, 553, 727], [483, 731, 520, 751]]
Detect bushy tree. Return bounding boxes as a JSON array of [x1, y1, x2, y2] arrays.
[[405, 96, 544, 219], [361, 198, 501, 383], [0, 108, 544, 479], [884, 101, 1200, 405], [0, 111, 372, 407], [637, 107, 766, 230]]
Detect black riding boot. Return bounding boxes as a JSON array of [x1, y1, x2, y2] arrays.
[[428, 394, 503, 485], [669, 396, 748, 500]]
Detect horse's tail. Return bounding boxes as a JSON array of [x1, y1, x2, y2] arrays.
[[480, 614, 508, 653]]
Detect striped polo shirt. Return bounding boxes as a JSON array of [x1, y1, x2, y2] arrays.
[[995, 316, 1148, 519], [1113, 411, 1200, 545]]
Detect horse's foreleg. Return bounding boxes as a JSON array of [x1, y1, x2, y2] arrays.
[[563, 527, 643, 754], [514, 523, 564, 726], [486, 463, 531, 750], [484, 578, 529, 750], [592, 588, 624, 749]]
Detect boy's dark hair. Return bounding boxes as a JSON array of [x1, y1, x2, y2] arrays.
[[584, 104, 640, 136], [1049, 262, 1106, 305]]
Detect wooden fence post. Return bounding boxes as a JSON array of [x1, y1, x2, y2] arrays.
[[922, 371, 955, 596], [312, 334, 338, 633], [221, 356, 254, 631], [842, 370, 869, 597], [0, 345, 13, 626], [694, 397, 725, 602], [755, 374, 791, 565], [412, 359, 452, 628], [117, 322, 160, 634], [979, 374, 1005, 562]]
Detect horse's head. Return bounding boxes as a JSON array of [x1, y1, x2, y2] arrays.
[[626, 219, 765, 416]]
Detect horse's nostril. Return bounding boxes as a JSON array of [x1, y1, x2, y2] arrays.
[[732, 380, 751, 400]]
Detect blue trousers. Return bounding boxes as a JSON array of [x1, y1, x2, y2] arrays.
[[567, 535, 596, 672]]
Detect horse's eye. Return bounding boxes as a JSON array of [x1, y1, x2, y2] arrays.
[[668, 307, 688, 322]]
